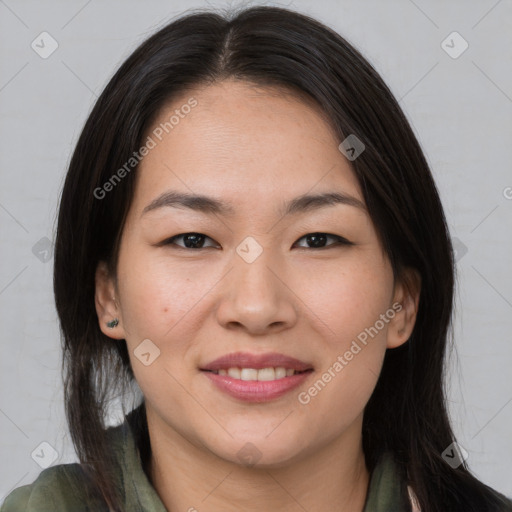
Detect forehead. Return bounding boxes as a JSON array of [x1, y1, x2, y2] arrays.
[[131, 79, 363, 217]]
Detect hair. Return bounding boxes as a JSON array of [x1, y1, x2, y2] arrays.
[[53, 5, 510, 512]]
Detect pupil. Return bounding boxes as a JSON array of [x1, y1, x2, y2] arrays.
[[184, 233, 203, 248], [307, 233, 326, 248]]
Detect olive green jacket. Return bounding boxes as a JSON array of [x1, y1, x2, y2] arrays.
[[1, 416, 411, 512], [1, 414, 508, 512]]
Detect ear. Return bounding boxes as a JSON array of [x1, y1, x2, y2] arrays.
[[95, 260, 126, 340], [386, 267, 421, 349]]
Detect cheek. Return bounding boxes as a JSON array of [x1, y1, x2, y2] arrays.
[[296, 311, 388, 445], [293, 255, 393, 424], [116, 244, 206, 341], [298, 254, 394, 342], [115, 250, 206, 416]]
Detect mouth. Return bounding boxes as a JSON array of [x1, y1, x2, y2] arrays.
[[200, 352, 314, 402], [201, 367, 312, 381]]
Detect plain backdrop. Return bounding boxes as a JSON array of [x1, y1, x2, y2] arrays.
[[1, 0, 511, 503]]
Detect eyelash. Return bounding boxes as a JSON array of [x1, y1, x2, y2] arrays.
[[161, 232, 354, 251]]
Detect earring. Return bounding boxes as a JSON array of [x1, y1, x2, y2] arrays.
[[107, 318, 119, 329]]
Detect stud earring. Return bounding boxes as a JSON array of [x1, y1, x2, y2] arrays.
[[107, 318, 119, 329]]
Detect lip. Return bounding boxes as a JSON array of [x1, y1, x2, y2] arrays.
[[200, 351, 314, 403], [200, 351, 313, 372], [202, 370, 313, 402]]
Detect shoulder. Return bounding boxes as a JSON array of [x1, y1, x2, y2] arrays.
[[1, 412, 144, 512], [1, 463, 108, 512], [489, 487, 512, 511]]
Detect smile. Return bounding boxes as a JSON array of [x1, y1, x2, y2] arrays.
[[205, 367, 310, 381]]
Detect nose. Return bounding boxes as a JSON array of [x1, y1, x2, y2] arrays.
[[215, 244, 298, 336]]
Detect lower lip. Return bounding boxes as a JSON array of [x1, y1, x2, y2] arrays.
[[201, 370, 313, 402]]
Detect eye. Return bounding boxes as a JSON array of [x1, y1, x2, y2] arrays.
[[163, 232, 219, 249], [293, 232, 354, 249], [162, 232, 353, 250]]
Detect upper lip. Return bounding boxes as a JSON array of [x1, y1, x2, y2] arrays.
[[201, 352, 314, 372]]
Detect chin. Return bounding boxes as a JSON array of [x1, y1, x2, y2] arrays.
[[208, 434, 307, 469]]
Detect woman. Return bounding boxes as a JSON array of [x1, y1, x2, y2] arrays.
[[2, 5, 511, 512]]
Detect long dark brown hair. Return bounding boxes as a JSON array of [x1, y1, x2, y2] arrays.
[[53, 5, 511, 511]]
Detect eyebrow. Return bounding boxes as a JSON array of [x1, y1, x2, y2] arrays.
[[140, 190, 366, 219]]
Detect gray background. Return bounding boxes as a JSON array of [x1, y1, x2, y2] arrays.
[[1, 0, 511, 502]]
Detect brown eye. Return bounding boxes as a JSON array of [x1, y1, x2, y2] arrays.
[[163, 232, 218, 249], [293, 232, 354, 249], [161, 232, 353, 250]]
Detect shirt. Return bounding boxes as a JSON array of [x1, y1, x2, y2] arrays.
[[0, 414, 417, 512]]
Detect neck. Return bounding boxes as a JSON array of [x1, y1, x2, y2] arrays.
[[147, 409, 370, 512]]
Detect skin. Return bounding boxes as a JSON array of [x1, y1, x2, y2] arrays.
[[95, 79, 420, 512]]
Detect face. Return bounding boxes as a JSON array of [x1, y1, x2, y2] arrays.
[[96, 79, 417, 467]]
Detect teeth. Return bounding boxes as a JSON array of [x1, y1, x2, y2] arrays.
[[215, 367, 301, 381], [256, 367, 275, 381], [275, 367, 286, 379], [240, 368, 259, 381], [227, 367, 241, 379]]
